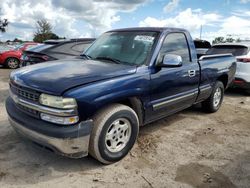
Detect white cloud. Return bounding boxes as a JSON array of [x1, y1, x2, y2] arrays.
[[139, 8, 250, 42], [0, 0, 148, 41], [195, 15, 250, 41], [240, 0, 250, 3], [139, 8, 221, 31], [213, 16, 250, 39], [163, 0, 180, 13], [232, 10, 250, 17]]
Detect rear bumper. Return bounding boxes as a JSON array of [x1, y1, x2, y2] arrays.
[[20, 60, 39, 67], [231, 78, 250, 90], [235, 62, 250, 83], [6, 97, 93, 158]]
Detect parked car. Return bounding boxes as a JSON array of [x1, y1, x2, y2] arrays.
[[6, 27, 236, 164], [0, 42, 38, 69], [206, 43, 250, 93], [194, 39, 211, 58], [20, 38, 95, 67]]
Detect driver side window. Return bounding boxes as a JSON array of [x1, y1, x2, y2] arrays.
[[159, 33, 191, 63]]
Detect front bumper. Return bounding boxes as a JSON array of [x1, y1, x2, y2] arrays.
[[6, 97, 93, 158]]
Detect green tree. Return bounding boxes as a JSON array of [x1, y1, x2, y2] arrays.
[[50, 33, 60, 40], [212, 37, 225, 44], [33, 19, 59, 43], [236, 38, 241, 43], [212, 35, 241, 44], [13, 38, 23, 42], [225, 37, 235, 43], [0, 18, 8, 32], [35, 19, 52, 35]]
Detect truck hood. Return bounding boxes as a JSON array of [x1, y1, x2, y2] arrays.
[[10, 59, 137, 95]]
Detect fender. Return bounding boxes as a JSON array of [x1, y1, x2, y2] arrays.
[[64, 67, 151, 121]]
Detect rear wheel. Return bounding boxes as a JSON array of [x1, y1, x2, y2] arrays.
[[202, 81, 224, 113], [246, 89, 250, 95], [6, 58, 20, 69], [89, 104, 139, 164]]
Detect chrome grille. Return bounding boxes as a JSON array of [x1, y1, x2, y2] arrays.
[[10, 83, 40, 102]]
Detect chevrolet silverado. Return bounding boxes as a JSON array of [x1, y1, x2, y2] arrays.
[[6, 27, 236, 164]]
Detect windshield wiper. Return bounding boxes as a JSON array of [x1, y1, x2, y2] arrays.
[[80, 53, 92, 59], [94, 56, 121, 64]]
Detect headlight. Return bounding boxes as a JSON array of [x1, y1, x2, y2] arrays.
[[39, 94, 77, 109]]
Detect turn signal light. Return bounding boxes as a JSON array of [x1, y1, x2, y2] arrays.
[[40, 113, 79, 125]]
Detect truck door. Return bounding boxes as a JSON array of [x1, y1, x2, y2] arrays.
[[148, 32, 200, 121]]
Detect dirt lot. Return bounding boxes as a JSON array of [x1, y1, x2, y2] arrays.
[[0, 68, 249, 188]]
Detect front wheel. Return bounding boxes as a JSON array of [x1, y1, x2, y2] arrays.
[[6, 58, 20, 69], [202, 81, 224, 113], [89, 104, 139, 164]]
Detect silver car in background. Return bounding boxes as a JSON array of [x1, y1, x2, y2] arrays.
[[207, 43, 250, 93]]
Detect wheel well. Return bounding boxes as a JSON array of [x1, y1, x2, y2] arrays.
[[5, 57, 20, 64], [117, 97, 144, 126], [217, 75, 228, 89]]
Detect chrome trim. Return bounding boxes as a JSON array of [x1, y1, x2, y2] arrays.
[[9, 117, 91, 158], [199, 53, 233, 61], [153, 92, 196, 110], [10, 90, 77, 117], [200, 85, 212, 92], [10, 83, 40, 102]]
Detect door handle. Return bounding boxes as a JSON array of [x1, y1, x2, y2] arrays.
[[188, 70, 196, 77]]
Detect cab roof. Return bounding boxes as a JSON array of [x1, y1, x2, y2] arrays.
[[108, 27, 188, 33]]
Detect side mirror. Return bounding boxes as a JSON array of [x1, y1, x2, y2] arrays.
[[160, 54, 183, 67]]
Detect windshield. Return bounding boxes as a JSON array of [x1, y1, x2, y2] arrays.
[[26, 44, 53, 52], [85, 31, 158, 65], [0, 45, 12, 52], [14, 44, 25, 50]]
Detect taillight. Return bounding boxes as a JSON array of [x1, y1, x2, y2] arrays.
[[234, 80, 244, 84], [237, 58, 250, 63]]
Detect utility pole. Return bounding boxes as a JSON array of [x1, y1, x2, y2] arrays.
[[200, 25, 203, 40]]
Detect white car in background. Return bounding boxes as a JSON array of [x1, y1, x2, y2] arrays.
[[207, 43, 250, 93], [194, 39, 211, 58]]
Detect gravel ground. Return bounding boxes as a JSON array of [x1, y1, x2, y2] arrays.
[[0, 68, 249, 188]]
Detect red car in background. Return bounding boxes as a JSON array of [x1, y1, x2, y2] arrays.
[[0, 42, 38, 69]]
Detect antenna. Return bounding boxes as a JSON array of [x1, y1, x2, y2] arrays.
[[200, 25, 203, 39]]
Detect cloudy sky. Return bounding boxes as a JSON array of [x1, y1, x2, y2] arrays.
[[0, 0, 250, 42]]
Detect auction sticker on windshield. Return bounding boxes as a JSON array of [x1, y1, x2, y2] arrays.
[[134, 35, 155, 43]]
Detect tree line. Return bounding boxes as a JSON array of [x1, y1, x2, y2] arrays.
[[212, 35, 241, 44], [0, 18, 64, 43]]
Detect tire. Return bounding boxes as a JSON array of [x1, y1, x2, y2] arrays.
[[89, 104, 139, 164], [202, 81, 224, 113], [246, 90, 250, 95], [5, 58, 20, 69]]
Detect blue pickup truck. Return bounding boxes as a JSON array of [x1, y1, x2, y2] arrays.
[[6, 27, 236, 164]]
